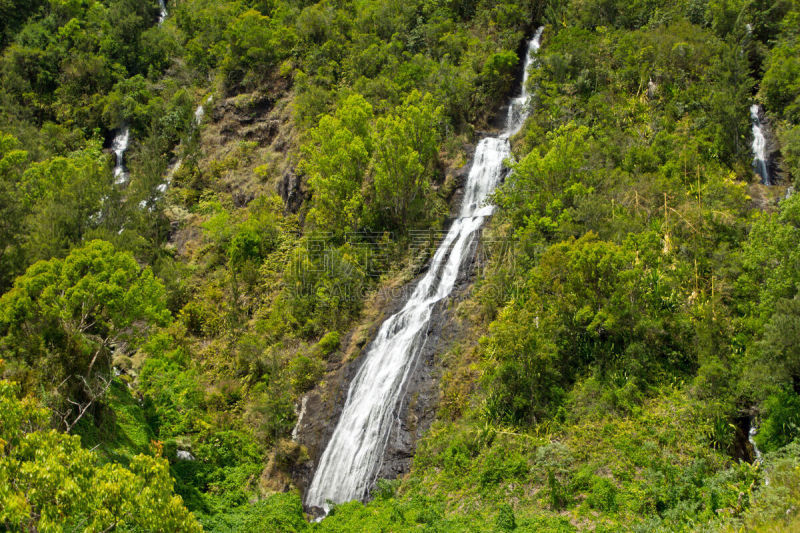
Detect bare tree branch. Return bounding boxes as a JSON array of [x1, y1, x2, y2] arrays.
[[63, 375, 113, 434]]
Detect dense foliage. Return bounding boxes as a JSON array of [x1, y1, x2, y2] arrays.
[[1, 0, 799, 530], [0, 373, 200, 531]]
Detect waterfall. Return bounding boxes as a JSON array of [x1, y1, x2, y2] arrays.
[[505, 29, 544, 138], [304, 26, 544, 514], [195, 96, 212, 125], [111, 127, 130, 185], [750, 104, 771, 185], [748, 423, 763, 463], [158, 0, 168, 24], [749, 420, 769, 485], [111, 3, 167, 189], [194, 104, 205, 125], [150, 96, 208, 204], [292, 395, 309, 441]]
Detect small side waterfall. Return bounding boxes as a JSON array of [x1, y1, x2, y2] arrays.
[[292, 395, 309, 441], [749, 419, 770, 485], [110, 4, 168, 188], [750, 104, 771, 185], [304, 27, 544, 514], [158, 0, 168, 24], [149, 95, 209, 204], [748, 423, 763, 464], [111, 127, 130, 185], [194, 96, 211, 125]]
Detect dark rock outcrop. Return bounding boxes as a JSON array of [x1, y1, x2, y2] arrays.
[[278, 167, 304, 213]]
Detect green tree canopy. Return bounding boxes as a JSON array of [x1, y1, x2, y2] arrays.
[[371, 90, 443, 229], [300, 93, 373, 235], [0, 240, 169, 431], [0, 375, 201, 532]]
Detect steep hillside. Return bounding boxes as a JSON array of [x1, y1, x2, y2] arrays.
[[1, 0, 800, 531]]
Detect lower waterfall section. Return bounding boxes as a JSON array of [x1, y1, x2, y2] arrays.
[[304, 164, 504, 512]]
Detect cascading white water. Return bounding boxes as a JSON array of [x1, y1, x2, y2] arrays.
[[750, 104, 771, 185], [749, 420, 770, 485], [158, 0, 168, 24], [195, 95, 212, 125], [108, 2, 170, 205], [292, 395, 309, 441], [112, 0, 169, 188], [749, 423, 763, 463], [505, 28, 544, 139], [112, 127, 130, 185], [305, 26, 544, 513]]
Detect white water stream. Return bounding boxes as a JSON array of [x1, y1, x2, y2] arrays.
[[305, 27, 544, 512], [749, 420, 770, 485], [292, 396, 309, 441], [750, 104, 771, 185], [748, 423, 763, 463], [195, 103, 206, 124], [158, 0, 168, 25], [111, 2, 168, 188], [111, 127, 130, 185]]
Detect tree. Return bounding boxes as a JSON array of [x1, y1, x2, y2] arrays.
[[495, 122, 593, 235], [760, 39, 800, 122], [300, 93, 373, 236], [482, 232, 692, 425], [221, 8, 283, 91], [19, 142, 113, 266], [0, 132, 28, 290], [0, 375, 201, 531], [0, 0, 45, 46], [479, 50, 519, 109], [0, 240, 169, 432], [371, 90, 442, 229], [743, 296, 800, 401]]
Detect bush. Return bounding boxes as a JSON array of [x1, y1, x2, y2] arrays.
[[547, 469, 570, 511], [496, 503, 517, 531], [756, 389, 800, 453], [316, 331, 341, 357], [288, 353, 325, 393], [586, 476, 618, 512]]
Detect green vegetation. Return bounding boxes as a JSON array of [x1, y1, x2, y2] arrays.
[[1, 240, 169, 432], [1, 0, 799, 531], [0, 373, 201, 531]]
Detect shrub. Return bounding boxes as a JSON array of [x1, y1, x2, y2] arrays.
[[756, 389, 800, 453], [496, 503, 517, 531], [586, 476, 618, 512], [316, 331, 341, 357]]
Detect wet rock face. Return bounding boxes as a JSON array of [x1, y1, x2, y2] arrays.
[[734, 409, 762, 463], [290, 346, 362, 497], [290, 230, 481, 508], [375, 288, 468, 482], [445, 148, 476, 216], [278, 167, 305, 213]]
